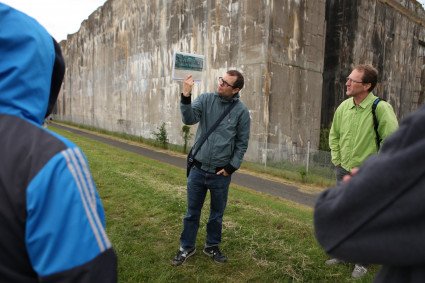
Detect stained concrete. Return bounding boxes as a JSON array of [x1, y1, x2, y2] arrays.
[[56, 0, 424, 162], [321, 0, 425, 126]]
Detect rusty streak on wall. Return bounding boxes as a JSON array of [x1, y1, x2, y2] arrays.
[[57, 0, 326, 162], [321, 0, 425, 128], [57, 0, 424, 161]]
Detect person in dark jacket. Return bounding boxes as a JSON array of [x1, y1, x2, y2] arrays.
[[0, 3, 117, 282], [314, 104, 425, 282], [172, 70, 250, 266]]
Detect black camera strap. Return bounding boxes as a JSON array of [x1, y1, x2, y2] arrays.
[[191, 99, 239, 159]]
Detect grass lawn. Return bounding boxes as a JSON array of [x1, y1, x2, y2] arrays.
[[52, 126, 378, 282]]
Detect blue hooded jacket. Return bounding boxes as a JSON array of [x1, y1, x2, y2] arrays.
[[0, 3, 117, 282]]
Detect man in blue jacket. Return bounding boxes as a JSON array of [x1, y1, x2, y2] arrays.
[[172, 70, 251, 266], [0, 4, 117, 282]]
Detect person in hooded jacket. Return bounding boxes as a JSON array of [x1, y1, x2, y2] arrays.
[[314, 104, 425, 282], [0, 3, 117, 282]]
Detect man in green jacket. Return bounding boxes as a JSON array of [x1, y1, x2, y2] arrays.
[[327, 64, 398, 277], [172, 70, 250, 266]]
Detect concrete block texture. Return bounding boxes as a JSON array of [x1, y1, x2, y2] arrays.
[[57, 0, 326, 162], [56, 0, 424, 162], [321, 0, 425, 127]]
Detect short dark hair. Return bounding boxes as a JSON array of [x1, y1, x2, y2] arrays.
[[354, 64, 378, 92], [227, 70, 244, 90]]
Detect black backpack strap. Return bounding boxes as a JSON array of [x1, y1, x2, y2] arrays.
[[192, 100, 239, 158], [372, 98, 381, 150]]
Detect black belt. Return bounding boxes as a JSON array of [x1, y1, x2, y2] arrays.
[[193, 159, 224, 174]]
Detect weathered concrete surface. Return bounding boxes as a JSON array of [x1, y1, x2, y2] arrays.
[[56, 0, 424, 162], [57, 0, 326, 162], [321, 0, 425, 127]]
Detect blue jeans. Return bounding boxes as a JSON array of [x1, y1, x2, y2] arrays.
[[179, 166, 231, 250]]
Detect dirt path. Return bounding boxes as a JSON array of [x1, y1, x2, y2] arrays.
[[52, 123, 321, 207]]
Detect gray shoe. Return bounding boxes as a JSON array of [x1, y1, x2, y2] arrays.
[[352, 264, 368, 278], [325, 258, 344, 265], [203, 246, 227, 263], [171, 247, 196, 266]]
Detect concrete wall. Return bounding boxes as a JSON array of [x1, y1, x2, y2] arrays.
[[57, 0, 326, 162], [57, 0, 424, 162], [321, 0, 425, 127]]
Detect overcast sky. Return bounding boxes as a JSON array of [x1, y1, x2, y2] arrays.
[[1, 0, 425, 42], [1, 0, 107, 41]]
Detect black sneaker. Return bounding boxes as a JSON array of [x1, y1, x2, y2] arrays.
[[203, 246, 227, 263], [171, 248, 196, 266]]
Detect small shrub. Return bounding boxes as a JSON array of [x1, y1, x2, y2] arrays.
[[181, 125, 193, 153], [299, 167, 307, 183], [152, 122, 169, 149], [319, 127, 331, 152]]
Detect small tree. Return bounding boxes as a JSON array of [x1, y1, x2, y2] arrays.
[[152, 122, 169, 149], [319, 127, 331, 152], [299, 167, 307, 183], [181, 125, 193, 153]]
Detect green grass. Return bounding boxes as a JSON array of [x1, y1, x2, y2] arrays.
[[53, 120, 335, 187], [51, 126, 378, 282], [241, 160, 335, 188], [54, 120, 187, 152]]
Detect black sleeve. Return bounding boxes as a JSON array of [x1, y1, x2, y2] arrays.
[[40, 249, 118, 283], [224, 163, 237, 175], [180, 93, 191, 104]]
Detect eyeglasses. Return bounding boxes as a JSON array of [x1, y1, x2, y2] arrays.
[[346, 77, 364, 84], [218, 77, 235, 88]]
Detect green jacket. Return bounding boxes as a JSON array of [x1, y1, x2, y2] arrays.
[[181, 92, 250, 174], [329, 93, 398, 171]]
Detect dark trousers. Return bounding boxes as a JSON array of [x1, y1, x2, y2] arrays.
[[335, 165, 350, 185], [334, 165, 368, 268], [179, 166, 231, 250]]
